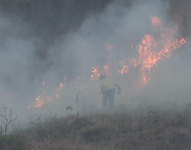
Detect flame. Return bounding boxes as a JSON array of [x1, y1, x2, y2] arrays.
[[35, 95, 45, 107], [33, 94, 53, 108], [150, 16, 161, 26], [91, 67, 101, 80], [129, 21, 186, 86], [56, 76, 66, 99], [118, 16, 186, 87], [119, 65, 128, 75], [29, 77, 66, 108], [91, 64, 111, 80], [119, 58, 128, 75], [104, 64, 110, 75], [30, 15, 186, 109]]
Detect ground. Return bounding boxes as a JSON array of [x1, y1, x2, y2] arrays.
[[2, 103, 191, 150]]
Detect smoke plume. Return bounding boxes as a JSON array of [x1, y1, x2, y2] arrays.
[[0, 0, 189, 120]]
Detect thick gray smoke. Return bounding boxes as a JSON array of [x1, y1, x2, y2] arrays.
[[0, 0, 190, 120]]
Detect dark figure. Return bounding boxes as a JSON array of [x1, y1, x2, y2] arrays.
[[99, 74, 121, 107]]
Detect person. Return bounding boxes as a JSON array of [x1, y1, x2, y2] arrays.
[[99, 74, 121, 108]]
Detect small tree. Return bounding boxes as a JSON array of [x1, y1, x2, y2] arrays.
[[66, 106, 73, 116], [0, 105, 17, 136]]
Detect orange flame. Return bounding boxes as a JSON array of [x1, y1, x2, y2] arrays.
[[35, 95, 45, 107], [30, 15, 186, 109], [119, 58, 128, 75], [104, 64, 110, 75], [56, 76, 66, 99], [130, 33, 186, 86], [120, 16, 186, 87], [119, 65, 128, 75], [91, 67, 101, 80]]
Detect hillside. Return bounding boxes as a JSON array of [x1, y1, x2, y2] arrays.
[[0, 0, 191, 150], [1, 104, 191, 150]]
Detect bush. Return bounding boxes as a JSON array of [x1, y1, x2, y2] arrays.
[[0, 136, 24, 150], [83, 125, 114, 143]]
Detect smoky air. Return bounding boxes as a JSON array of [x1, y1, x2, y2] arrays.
[[0, 0, 189, 129], [0, 0, 191, 149]]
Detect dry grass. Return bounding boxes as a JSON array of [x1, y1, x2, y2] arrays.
[[9, 104, 191, 150]]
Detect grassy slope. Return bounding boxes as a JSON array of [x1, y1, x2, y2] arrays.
[[13, 105, 191, 150], [0, 0, 190, 149]]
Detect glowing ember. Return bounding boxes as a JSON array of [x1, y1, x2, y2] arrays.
[[56, 76, 66, 99], [119, 65, 128, 75], [119, 58, 128, 75], [35, 95, 45, 108], [91, 67, 101, 80], [91, 64, 111, 81], [104, 64, 110, 75]]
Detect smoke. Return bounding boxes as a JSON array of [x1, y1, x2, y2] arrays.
[[0, 0, 189, 120]]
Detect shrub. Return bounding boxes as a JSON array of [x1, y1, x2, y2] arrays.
[[83, 125, 114, 143], [0, 136, 24, 150]]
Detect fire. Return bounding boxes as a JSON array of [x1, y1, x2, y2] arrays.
[[118, 16, 186, 87], [91, 64, 111, 80], [35, 95, 45, 108], [104, 64, 110, 75], [129, 20, 186, 86], [150, 16, 161, 26], [91, 67, 101, 80], [28, 94, 52, 109], [129, 58, 138, 67], [119, 58, 128, 75], [56, 76, 66, 99], [84, 15, 186, 88], [119, 65, 128, 75], [28, 77, 66, 108], [29, 15, 186, 109]]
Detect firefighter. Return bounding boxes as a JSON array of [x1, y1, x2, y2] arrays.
[[99, 74, 121, 107]]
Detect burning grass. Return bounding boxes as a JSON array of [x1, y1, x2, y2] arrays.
[[4, 103, 191, 150], [28, 14, 186, 109]]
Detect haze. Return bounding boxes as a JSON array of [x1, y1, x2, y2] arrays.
[[0, 0, 190, 123]]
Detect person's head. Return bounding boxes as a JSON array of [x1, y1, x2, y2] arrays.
[[99, 74, 106, 80]]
